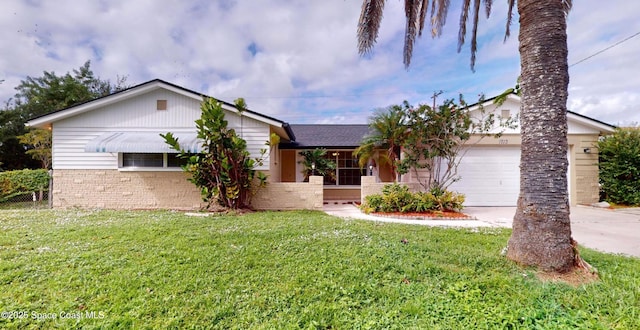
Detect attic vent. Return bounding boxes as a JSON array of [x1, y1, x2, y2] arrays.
[[501, 109, 511, 118], [157, 100, 167, 110]]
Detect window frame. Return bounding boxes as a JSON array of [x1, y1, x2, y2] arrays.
[[322, 150, 367, 187], [118, 153, 186, 171]]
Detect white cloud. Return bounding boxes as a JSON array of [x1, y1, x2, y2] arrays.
[[0, 0, 638, 127]]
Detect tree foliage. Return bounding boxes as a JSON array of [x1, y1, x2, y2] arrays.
[[0, 169, 49, 202], [0, 61, 127, 170], [298, 148, 337, 182], [354, 104, 407, 181], [356, 95, 514, 192], [162, 98, 268, 210], [399, 95, 510, 191], [17, 128, 52, 169], [598, 128, 640, 205], [10, 60, 128, 120]]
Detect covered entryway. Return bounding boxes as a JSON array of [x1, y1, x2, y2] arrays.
[[449, 146, 520, 206]]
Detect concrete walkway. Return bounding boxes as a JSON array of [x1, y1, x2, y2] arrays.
[[323, 202, 640, 258]]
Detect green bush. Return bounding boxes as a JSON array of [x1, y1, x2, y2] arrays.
[[599, 128, 640, 205], [381, 183, 413, 212], [361, 183, 464, 213], [0, 169, 50, 202]]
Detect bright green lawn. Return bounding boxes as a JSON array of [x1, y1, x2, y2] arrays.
[[0, 209, 638, 329]]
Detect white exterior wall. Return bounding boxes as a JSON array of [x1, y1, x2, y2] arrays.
[[51, 89, 271, 170], [471, 95, 611, 136]]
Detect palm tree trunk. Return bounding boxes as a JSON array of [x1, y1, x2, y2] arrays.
[[506, 0, 577, 272]]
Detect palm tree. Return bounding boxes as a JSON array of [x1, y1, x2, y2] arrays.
[[299, 148, 337, 182], [358, 0, 588, 273], [354, 103, 407, 181]]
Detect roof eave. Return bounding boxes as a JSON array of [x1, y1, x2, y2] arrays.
[[25, 79, 295, 136]]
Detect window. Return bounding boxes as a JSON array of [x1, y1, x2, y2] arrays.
[[323, 151, 366, 186], [122, 153, 163, 167], [120, 153, 188, 169], [167, 154, 190, 168]]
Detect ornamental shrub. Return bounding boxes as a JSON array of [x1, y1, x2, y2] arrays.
[[381, 183, 413, 212], [0, 169, 50, 202], [361, 183, 464, 213], [162, 98, 268, 210], [598, 128, 640, 205]]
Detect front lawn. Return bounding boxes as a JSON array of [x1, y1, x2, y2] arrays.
[[0, 209, 638, 329]]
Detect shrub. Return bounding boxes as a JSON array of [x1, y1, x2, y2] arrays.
[[361, 194, 384, 213], [412, 192, 436, 212], [432, 188, 465, 211], [162, 98, 268, 210], [598, 128, 640, 205], [381, 183, 413, 212], [0, 169, 50, 202], [361, 183, 464, 214]]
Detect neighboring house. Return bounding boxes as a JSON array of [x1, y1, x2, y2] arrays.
[[27, 80, 614, 210]]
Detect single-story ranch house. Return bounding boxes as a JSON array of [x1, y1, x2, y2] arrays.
[[27, 79, 615, 210]]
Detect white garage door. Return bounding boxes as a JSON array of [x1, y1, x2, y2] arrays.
[[448, 146, 520, 206]]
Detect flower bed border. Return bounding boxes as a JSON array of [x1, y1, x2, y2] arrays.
[[370, 211, 475, 220]]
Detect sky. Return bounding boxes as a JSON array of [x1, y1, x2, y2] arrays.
[[1, 0, 639, 126]]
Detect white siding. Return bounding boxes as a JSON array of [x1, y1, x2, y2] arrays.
[[52, 89, 271, 170], [55, 89, 202, 129], [471, 96, 607, 135]]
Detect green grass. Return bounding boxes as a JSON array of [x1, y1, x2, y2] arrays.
[[0, 200, 49, 210], [0, 209, 638, 329]]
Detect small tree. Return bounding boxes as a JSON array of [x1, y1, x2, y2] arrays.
[[357, 95, 512, 193], [298, 148, 336, 182], [354, 103, 408, 181], [17, 128, 52, 169], [598, 128, 640, 205], [162, 97, 268, 210], [398, 95, 513, 192]]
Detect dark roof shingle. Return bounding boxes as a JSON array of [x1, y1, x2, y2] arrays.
[[280, 124, 370, 149]]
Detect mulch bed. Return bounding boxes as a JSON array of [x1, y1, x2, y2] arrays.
[[371, 210, 475, 220]]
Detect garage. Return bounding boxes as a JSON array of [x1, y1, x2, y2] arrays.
[[448, 146, 520, 206]]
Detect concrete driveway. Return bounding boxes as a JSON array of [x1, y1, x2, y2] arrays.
[[465, 206, 640, 258], [324, 203, 640, 258]]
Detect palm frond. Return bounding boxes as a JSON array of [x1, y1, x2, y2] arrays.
[[403, 0, 421, 68], [430, 0, 451, 37], [457, 0, 471, 52], [469, 0, 481, 71], [357, 0, 387, 55], [563, 0, 572, 14], [418, 0, 429, 37], [484, 0, 492, 18], [504, 0, 515, 42]]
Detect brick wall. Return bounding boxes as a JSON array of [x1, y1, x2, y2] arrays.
[[51, 170, 205, 209], [51, 170, 323, 211], [251, 175, 323, 210]]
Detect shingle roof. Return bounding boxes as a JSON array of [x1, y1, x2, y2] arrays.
[[281, 124, 370, 149]]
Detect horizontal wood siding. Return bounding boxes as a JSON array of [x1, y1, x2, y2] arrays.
[[53, 128, 116, 169], [53, 89, 271, 170], [55, 89, 202, 129]]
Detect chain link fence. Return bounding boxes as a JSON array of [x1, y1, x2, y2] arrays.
[[0, 169, 52, 210], [0, 189, 50, 209]]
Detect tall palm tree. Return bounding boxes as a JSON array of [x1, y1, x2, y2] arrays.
[[354, 103, 407, 181], [358, 0, 587, 273]]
